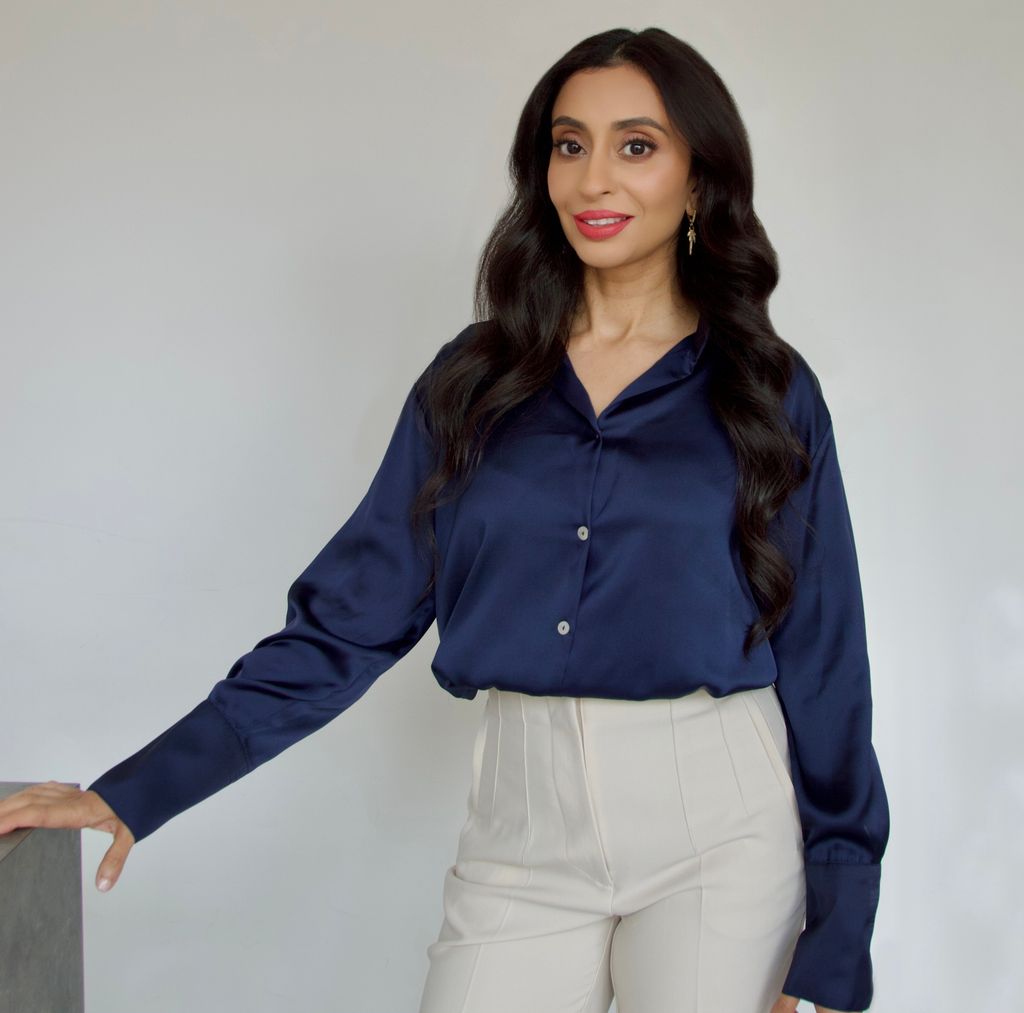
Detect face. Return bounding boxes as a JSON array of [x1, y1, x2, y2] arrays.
[[547, 64, 697, 271]]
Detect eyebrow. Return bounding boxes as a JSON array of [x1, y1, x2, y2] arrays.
[[550, 115, 669, 136]]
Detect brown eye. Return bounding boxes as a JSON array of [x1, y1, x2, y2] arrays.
[[622, 135, 658, 157], [552, 135, 658, 159], [553, 139, 584, 157]]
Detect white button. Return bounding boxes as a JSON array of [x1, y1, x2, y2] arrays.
[[577, 525, 589, 540], [557, 620, 571, 635]]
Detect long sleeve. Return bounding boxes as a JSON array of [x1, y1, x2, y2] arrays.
[[87, 377, 440, 844], [771, 420, 891, 1012]]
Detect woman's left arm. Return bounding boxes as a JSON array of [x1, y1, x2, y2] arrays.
[[769, 419, 892, 1013]]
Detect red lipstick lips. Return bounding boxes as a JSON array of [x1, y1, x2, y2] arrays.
[[572, 209, 634, 240]]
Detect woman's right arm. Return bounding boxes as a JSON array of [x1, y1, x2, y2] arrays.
[[86, 369, 445, 843], [0, 325, 472, 889]]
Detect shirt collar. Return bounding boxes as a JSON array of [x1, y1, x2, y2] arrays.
[[552, 311, 711, 425]]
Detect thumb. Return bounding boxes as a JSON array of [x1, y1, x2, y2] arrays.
[[96, 819, 135, 892]]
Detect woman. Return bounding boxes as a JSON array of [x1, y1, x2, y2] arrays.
[[0, 27, 889, 1013]]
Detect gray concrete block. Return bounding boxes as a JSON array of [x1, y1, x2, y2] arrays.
[[0, 781, 85, 1013]]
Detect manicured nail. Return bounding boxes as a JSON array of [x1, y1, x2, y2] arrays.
[[97, 878, 111, 892]]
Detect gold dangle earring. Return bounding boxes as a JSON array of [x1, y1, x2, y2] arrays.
[[687, 207, 697, 255]]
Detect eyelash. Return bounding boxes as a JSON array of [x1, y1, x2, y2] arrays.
[[552, 134, 659, 159]]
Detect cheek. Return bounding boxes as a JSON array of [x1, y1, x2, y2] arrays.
[[547, 162, 565, 206], [637, 165, 688, 210]]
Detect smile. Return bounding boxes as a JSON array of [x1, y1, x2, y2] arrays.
[[572, 214, 634, 240]]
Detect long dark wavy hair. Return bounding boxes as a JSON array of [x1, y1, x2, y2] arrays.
[[407, 26, 814, 657]]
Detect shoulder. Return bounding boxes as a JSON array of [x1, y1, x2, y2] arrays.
[[410, 321, 479, 402], [780, 342, 834, 457], [429, 320, 481, 369], [408, 320, 481, 432]]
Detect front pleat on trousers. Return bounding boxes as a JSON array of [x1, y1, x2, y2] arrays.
[[421, 683, 807, 1013]]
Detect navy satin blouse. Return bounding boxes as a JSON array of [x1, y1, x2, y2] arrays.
[[88, 315, 890, 1011]]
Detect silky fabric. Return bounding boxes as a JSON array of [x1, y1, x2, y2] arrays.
[[87, 316, 888, 1009], [419, 684, 807, 1013]]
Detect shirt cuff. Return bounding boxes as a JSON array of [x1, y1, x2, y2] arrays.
[[781, 860, 882, 1011], [87, 698, 251, 844]]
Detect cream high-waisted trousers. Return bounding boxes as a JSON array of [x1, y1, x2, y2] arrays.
[[418, 685, 807, 1013]]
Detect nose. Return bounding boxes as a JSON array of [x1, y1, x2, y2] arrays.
[[577, 148, 616, 196]]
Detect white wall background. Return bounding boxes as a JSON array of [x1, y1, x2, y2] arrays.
[[2, 1, 1020, 1010]]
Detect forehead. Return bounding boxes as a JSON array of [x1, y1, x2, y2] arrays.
[[550, 65, 667, 126]]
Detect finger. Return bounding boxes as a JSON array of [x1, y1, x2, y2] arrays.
[[0, 793, 29, 827], [21, 783, 81, 800], [0, 786, 46, 819], [0, 800, 60, 835], [0, 791, 96, 835], [0, 783, 80, 820], [96, 822, 134, 892]]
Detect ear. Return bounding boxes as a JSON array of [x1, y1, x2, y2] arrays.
[[686, 180, 701, 214]]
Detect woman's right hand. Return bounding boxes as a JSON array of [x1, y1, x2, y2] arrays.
[[0, 780, 136, 892]]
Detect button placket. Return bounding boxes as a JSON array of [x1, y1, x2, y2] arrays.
[[557, 527, 589, 636], [556, 430, 602, 688]]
